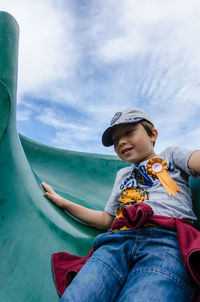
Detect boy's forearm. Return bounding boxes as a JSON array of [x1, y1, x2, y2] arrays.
[[41, 182, 113, 230], [59, 197, 113, 231]]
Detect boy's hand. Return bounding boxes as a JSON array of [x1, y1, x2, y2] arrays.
[[41, 182, 114, 230], [41, 182, 66, 209]]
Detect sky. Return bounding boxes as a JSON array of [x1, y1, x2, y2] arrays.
[[1, 0, 200, 155]]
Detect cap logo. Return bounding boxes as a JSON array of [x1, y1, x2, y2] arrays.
[[123, 117, 142, 123], [110, 112, 122, 125]]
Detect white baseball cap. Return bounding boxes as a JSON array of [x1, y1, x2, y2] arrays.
[[102, 108, 154, 147]]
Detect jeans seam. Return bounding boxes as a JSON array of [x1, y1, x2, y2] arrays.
[[92, 257, 124, 285], [131, 267, 193, 291]]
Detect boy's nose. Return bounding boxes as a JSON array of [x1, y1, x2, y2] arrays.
[[118, 136, 128, 146]]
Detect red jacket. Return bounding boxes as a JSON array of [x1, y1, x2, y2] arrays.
[[52, 203, 200, 299]]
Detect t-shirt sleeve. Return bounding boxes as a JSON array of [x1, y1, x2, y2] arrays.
[[169, 146, 200, 179], [104, 170, 121, 216]]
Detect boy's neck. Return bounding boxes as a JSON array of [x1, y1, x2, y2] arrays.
[[134, 151, 157, 165]]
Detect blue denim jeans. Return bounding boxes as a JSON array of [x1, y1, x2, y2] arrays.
[[59, 228, 197, 302]]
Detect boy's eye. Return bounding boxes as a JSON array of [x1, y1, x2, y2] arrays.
[[125, 130, 133, 135], [113, 129, 134, 145]]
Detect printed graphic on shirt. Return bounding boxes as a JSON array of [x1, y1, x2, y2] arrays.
[[134, 168, 153, 186], [115, 186, 149, 218], [134, 169, 147, 184]]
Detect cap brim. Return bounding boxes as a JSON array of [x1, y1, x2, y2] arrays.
[[102, 127, 113, 147]]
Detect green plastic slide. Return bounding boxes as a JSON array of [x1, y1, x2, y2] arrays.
[[0, 12, 200, 302]]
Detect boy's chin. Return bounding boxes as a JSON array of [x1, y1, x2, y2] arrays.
[[118, 155, 137, 164]]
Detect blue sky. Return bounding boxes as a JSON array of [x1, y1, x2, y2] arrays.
[[1, 0, 200, 155]]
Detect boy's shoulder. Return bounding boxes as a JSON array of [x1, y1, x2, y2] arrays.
[[159, 146, 194, 159], [159, 146, 176, 157]]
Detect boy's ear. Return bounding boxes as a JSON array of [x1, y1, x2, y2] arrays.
[[151, 128, 158, 143]]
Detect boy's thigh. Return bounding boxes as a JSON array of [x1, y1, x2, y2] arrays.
[[59, 231, 131, 302], [59, 255, 123, 302], [116, 248, 196, 302], [116, 269, 196, 302]]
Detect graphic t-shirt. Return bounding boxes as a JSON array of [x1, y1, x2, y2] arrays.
[[104, 147, 200, 221]]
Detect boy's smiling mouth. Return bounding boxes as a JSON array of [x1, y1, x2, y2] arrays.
[[121, 147, 134, 155]]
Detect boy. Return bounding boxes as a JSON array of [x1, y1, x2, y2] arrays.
[[42, 108, 200, 302]]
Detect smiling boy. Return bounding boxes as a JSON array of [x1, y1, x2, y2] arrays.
[[112, 122, 157, 163], [42, 108, 200, 302]]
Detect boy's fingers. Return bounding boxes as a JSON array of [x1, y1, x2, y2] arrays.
[[41, 182, 49, 189], [41, 182, 54, 193], [41, 182, 46, 188]]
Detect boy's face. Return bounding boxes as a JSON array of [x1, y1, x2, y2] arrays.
[[112, 123, 158, 163]]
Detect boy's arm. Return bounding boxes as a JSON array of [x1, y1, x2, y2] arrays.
[[188, 150, 200, 172], [41, 182, 114, 231]]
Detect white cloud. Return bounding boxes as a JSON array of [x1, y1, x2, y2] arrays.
[[36, 107, 100, 144], [94, 0, 200, 63], [35, 107, 115, 153], [0, 0, 76, 98], [36, 108, 90, 131]]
